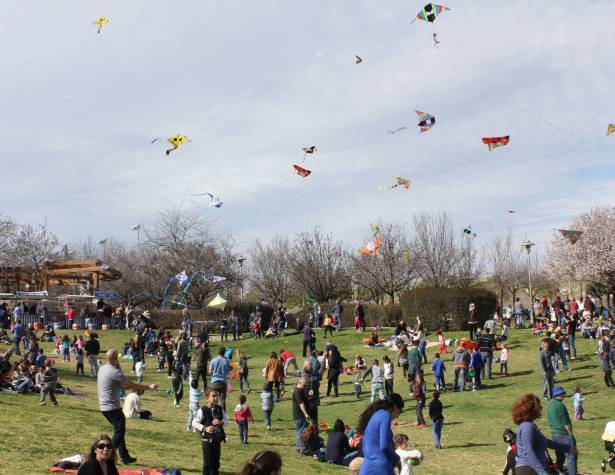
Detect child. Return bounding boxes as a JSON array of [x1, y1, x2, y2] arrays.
[[501, 429, 517, 475], [431, 353, 445, 392], [35, 349, 47, 369], [499, 343, 508, 377], [412, 374, 426, 428], [157, 346, 165, 372], [61, 335, 70, 362], [172, 368, 183, 407], [76, 349, 84, 375], [437, 330, 447, 354], [39, 360, 59, 406], [428, 391, 444, 448], [260, 383, 274, 430], [501, 322, 509, 341], [393, 434, 422, 475], [572, 385, 584, 420], [383, 355, 394, 397], [54, 336, 62, 354], [234, 393, 254, 443], [469, 346, 482, 391], [353, 371, 363, 398], [135, 356, 145, 384], [187, 376, 204, 431]]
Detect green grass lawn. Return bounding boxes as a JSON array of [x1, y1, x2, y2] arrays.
[[0, 326, 610, 474]]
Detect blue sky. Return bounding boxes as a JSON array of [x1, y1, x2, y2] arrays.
[[1, 0, 614, 256]]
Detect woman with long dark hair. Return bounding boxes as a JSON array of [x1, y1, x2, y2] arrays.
[[326, 419, 357, 466], [238, 451, 282, 475], [357, 393, 405, 475], [512, 394, 576, 475], [77, 435, 119, 475]]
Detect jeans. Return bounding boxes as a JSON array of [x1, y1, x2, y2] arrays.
[[418, 340, 428, 363], [40, 383, 57, 403], [415, 399, 425, 425], [16, 378, 31, 392], [295, 418, 309, 449], [102, 409, 130, 461], [371, 382, 384, 401], [552, 432, 576, 475], [237, 420, 248, 443], [568, 334, 577, 358], [435, 375, 445, 391], [453, 368, 466, 392], [201, 439, 221, 475], [220, 328, 228, 341], [432, 417, 444, 448], [541, 371, 555, 399], [481, 353, 492, 379], [188, 402, 200, 430], [604, 369, 615, 387], [239, 374, 250, 392], [14, 336, 22, 356], [515, 313, 524, 328], [384, 379, 394, 397], [263, 409, 272, 428], [232, 328, 240, 340], [500, 361, 508, 376], [212, 381, 227, 412]]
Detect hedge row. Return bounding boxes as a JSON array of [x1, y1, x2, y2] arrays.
[[399, 287, 497, 331]]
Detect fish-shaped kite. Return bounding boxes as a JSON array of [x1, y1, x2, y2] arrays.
[[556, 229, 583, 244], [416, 110, 436, 133], [151, 134, 191, 156], [412, 4, 450, 23], [355, 55, 363, 64], [293, 164, 311, 177], [93, 17, 109, 34], [379, 177, 411, 190], [482, 135, 510, 151], [607, 124, 615, 136]]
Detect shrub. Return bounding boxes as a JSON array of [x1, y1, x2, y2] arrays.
[[399, 287, 497, 331]]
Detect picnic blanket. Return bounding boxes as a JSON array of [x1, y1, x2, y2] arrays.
[[49, 468, 165, 475]]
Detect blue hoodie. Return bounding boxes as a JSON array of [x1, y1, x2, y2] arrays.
[[432, 358, 445, 377]]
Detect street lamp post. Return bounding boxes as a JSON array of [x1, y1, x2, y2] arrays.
[[237, 256, 246, 302], [131, 224, 141, 246], [521, 240, 536, 324]]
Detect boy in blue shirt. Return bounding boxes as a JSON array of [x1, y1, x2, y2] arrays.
[[431, 353, 446, 391], [35, 349, 47, 369]]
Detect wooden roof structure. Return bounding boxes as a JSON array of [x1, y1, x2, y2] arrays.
[[43, 259, 121, 290], [0, 259, 121, 292]]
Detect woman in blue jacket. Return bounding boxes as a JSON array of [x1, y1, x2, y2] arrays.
[[357, 393, 405, 475]]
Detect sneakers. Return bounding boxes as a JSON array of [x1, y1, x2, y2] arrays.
[[266, 425, 271, 430], [121, 456, 137, 465], [39, 401, 46, 406]]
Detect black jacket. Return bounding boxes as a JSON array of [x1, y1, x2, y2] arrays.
[[77, 458, 119, 475], [84, 338, 100, 356], [199, 404, 226, 442]]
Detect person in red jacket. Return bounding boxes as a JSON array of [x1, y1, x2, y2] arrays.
[[234, 393, 254, 444]]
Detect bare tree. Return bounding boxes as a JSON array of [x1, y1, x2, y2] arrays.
[[288, 227, 350, 301], [11, 223, 60, 288], [351, 222, 419, 303], [248, 236, 293, 304], [412, 211, 456, 287], [485, 231, 518, 306], [454, 235, 484, 287]]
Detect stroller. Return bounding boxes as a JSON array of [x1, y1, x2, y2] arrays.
[[601, 421, 615, 472]]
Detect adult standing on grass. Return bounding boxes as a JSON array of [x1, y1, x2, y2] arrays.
[[265, 351, 284, 401], [85, 333, 100, 378], [512, 393, 576, 475], [209, 346, 231, 411], [355, 301, 367, 333], [547, 387, 578, 475], [97, 349, 158, 465], [539, 341, 555, 400], [194, 340, 210, 389], [358, 393, 404, 475], [478, 327, 496, 381], [302, 324, 312, 357], [292, 378, 312, 451], [468, 303, 478, 340]]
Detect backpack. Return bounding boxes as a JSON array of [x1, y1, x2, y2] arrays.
[[161, 469, 182, 475]]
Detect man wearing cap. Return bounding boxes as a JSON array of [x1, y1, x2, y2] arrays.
[[547, 386, 577, 475]]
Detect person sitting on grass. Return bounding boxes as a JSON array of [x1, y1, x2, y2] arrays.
[[300, 423, 325, 460], [325, 419, 357, 466], [122, 389, 152, 420], [238, 451, 282, 475], [77, 435, 120, 475]]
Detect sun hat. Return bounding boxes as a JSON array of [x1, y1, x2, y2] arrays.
[[552, 386, 566, 397]]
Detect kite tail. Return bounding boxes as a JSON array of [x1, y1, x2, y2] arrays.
[[97, 26, 102, 34], [166, 148, 175, 156]]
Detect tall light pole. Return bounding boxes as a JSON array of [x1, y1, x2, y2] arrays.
[[98, 238, 108, 261], [131, 224, 141, 246], [521, 240, 535, 324], [237, 256, 246, 302]]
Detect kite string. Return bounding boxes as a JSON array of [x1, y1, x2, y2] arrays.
[[521, 108, 601, 141]]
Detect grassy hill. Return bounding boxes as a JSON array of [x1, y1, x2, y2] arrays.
[[0, 326, 609, 474]]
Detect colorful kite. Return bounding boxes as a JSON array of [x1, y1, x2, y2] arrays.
[[151, 134, 191, 156], [387, 127, 407, 135], [293, 164, 311, 177], [92, 17, 109, 34], [416, 111, 436, 133], [371, 224, 380, 238], [463, 226, 476, 237], [378, 177, 411, 190], [607, 124, 615, 136], [359, 236, 383, 255], [355, 55, 363, 64], [169, 271, 190, 287], [207, 293, 227, 311], [556, 229, 583, 244], [482, 135, 510, 151], [412, 4, 450, 23]]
